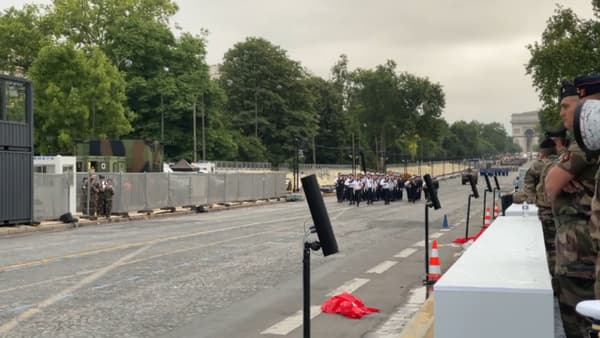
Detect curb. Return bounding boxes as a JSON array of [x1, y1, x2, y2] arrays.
[[399, 295, 435, 338], [0, 198, 290, 237]]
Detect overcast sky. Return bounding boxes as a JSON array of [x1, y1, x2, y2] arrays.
[[3, 0, 595, 133]]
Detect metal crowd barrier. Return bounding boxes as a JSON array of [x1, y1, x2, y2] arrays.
[[32, 172, 287, 221]]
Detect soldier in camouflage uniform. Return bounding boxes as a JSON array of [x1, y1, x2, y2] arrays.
[[97, 175, 106, 217], [570, 75, 600, 304], [524, 138, 558, 278], [89, 175, 100, 218], [545, 80, 597, 338], [103, 178, 114, 218], [80, 177, 89, 215]]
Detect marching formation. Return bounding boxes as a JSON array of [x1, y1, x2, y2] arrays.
[[334, 173, 438, 207]]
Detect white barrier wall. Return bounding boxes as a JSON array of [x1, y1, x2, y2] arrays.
[[434, 216, 553, 338]]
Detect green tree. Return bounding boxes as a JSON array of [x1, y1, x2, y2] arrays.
[[49, 0, 178, 48], [29, 43, 131, 154], [0, 4, 52, 73], [526, 4, 600, 131], [220, 37, 317, 164], [305, 76, 348, 164]]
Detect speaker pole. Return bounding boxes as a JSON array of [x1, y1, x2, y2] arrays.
[[303, 241, 311, 338], [492, 188, 497, 218], [465, 194, 473, 239], [424, 200, 431, 298], [481, 189, 487, 227]]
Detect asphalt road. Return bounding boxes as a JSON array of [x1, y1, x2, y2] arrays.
[[0, 175, 507, 338]]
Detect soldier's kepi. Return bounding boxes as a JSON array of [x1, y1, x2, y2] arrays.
[[545, 78, 598, 338]]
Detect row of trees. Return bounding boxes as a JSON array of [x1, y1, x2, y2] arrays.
[[1, 0, 520, 169], [527, 2, 600, 131]]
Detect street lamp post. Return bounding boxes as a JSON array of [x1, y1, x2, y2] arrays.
[[201, 93, 206, 162], [254, 89, 258, 139], [160, 66, 169, 143], [193, 100, 197, 163]]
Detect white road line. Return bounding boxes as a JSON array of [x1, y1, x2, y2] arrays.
[[262, 277, 371, 335], [393, 248, 418, 259], [430, 232, 444, 239], [0, 245, 152, 335], [413, 240, 425, 247], [260, 306, 321, 335], [326, 278, 370, 297], [366, 260, 397, 274], [373, 287, 427, 337]]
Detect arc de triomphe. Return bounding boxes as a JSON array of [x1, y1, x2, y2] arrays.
[[510, 111, 539, 153]]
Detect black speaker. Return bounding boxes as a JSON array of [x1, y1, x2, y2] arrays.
[[493, 175, 500, 190], [483, 174, 492, 192], [468, 174, 479, 199], [423, 174, 441, 210], [301, 174, 339, 256]]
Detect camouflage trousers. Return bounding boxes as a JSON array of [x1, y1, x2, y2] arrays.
[[554, 215, 595, 338], [103, 199, 112, 218], [556, 275, 594, 338], [538, 207, 556, 276]]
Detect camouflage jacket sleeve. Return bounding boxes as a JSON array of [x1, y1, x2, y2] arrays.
[[523, 160, 544, 203], [556, 143, 597, 177]]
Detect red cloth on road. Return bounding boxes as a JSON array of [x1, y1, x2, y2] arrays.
[[321, 292, 380, 319]]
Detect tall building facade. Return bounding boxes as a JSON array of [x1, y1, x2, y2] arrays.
[[510, 111, 539, 153]]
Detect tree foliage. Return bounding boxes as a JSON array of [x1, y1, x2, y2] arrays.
[[29, 43, 131, 154], [0, 0, 521, 165], [527, 4, 600, 131], [219, 37, 318, 164]]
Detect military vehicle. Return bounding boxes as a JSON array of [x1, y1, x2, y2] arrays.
[[76, 139, 163, 172]]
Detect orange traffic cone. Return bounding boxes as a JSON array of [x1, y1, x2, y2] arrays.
[[493, 201, 500, 219], [483, 208, 492, 228], [428, 240, 442, 282]]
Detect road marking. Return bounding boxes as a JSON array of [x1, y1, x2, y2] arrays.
[[394, 248, 418, 258], [372, 286, 427, 337], [366, 260, 397, 274], [0, 231, 274, 295], [0, 244, 152, 335], [413, 240, 425, 247], [0, 217, 306, 273], [430, 232, 444, 239], [326, 278, 370, 297], [261, 277, 371, 335], [261, 306, 321, 335]]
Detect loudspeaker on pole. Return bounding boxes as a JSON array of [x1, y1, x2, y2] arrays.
[[301, 174, 339, 256]]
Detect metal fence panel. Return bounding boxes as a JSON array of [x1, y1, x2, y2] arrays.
[[168, 174, 192, 207], [224, 174, 239, 202], [67, 172, 286, 216], [190, 174, 208, 205], [118, 173, 146, 211], [276, 173, 287, 196], [264, 173, 276, 198], [33, 173, 70, 220], [145, 173, 169, 209], [238, 173, 254, 201], [207, 174, 226, 204], [253, 174, 265, 200]]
